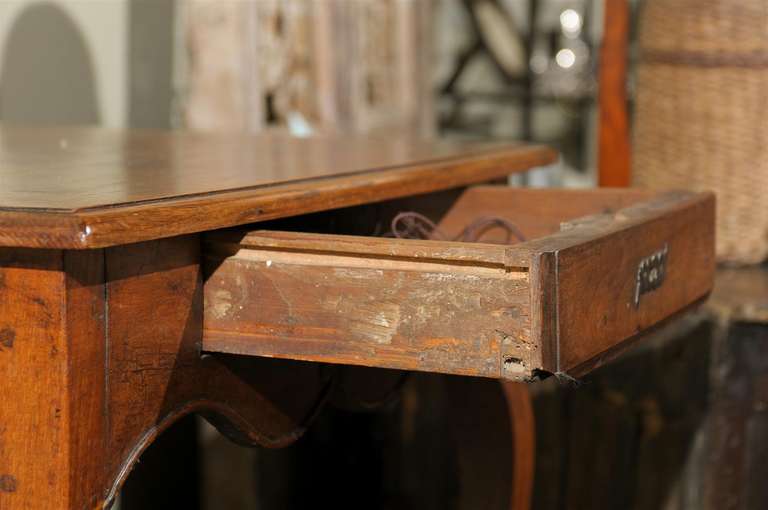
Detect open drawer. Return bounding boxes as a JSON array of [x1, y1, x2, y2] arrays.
[[202, 187, 715, 381]]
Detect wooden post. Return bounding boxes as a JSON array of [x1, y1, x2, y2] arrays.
[[503, 382, 535, 510], [598, 0, 631, 187]]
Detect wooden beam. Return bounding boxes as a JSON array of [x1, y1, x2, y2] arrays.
[[598, 0, 631, 187]]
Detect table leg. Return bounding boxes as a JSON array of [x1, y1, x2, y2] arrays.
[[0, 238, 332, 509], [0, 248, 107, 508], [502, 381, 535, 510], [445, 376, 535, 510]]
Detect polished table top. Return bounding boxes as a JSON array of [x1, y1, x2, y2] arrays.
[[0, 125, 555, 249]]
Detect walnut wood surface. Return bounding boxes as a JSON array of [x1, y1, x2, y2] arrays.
[[0, 237, 333, 509], [0, 125, 555, 249], [436, 186, 654, 242], [0, 127, 556, 508], [0, 185, 716, 508], [203, 187, 716, 380], [0, 121, 714, 508], [521, 190, 715, 374], [0, 248, 73, 507]]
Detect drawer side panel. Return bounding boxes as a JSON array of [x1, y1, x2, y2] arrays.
[[203, 250, 533, 379]]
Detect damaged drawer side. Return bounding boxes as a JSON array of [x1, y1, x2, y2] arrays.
[[202, 188, 716, 381], [203, 234, 536, 380]]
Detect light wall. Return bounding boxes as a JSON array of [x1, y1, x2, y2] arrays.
[[0, 0, 175, 129]]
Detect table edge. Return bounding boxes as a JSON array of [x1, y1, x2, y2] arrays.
[[0, 145, 557, 249]]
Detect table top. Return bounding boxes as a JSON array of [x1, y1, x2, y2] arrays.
[[0, 125, 555, 249]]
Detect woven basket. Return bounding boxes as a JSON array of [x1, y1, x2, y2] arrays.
[[633, 0, 768, 264]]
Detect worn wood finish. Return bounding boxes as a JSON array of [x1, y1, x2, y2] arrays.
[[0, 237, 332, 509], [523, 190, 716, 374], [203, 232, 532, 379], [207, 229, 518, 267], [0, 249, 79, 507], [0, 126, 555, 249], [101, 237, 332, 505], [0, 122, 716, 508], [0, 249, 110, 508], [203, 187, 716, 380]]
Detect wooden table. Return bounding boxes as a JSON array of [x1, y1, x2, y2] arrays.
[[0, 126, 714, 509]]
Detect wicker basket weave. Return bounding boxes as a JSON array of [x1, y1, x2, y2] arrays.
[[633, 0, 768, 264]]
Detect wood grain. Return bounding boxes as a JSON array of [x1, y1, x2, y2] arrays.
[[0, 125, 555, 249], [203, 187, 715, 380], [0, 248, 70, 508], [436, 186, 655, 242], [0, 249, 108, 509], [64, 249, 108, 508], [0, 185, 716, 506], [207, 229, 517, 267], [526, 191, 716, 373], [0, 237, 334, 509], [203, 234, 532, 379], [100, 236, 332, 506]]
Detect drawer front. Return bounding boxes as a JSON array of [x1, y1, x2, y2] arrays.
[[534, 192, 715, 375], [202, 188, 715, 381]]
